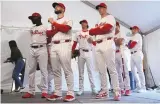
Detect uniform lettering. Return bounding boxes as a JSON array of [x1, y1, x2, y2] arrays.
[[79, 34, 87, 39], [31, 30, 43, 35]]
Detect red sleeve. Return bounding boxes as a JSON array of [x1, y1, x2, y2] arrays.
[[100, 24, 113, 34], [129, 41, 137, 49], [72, 41, 77, 52], [89, 24, 113, 36], [92, 41, 96, 46], [89, 27, 101, 36], [52, 22, 71, 33]]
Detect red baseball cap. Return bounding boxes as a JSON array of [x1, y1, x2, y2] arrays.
[[96, 3, 107, 10], [28, 12, 41, 19], [79, 20, 88, 24], [116, 21, 120, 27], [52, 2, 65, 11], [130, 26, 139, 31]]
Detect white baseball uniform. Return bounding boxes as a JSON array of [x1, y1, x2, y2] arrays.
[[49, 16, 74, 96], [114, 32, 131, 90], [130, 33, 146, 90], [28, 25, 48, 94], [94, 15, 119, 92], [73, 30, 96, 92]]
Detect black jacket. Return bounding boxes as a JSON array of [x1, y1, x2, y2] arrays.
[[7, 40, 23, 63], [8, 47, 23, 63]]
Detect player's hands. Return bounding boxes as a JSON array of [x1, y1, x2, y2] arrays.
[[48, 18, 55, 24], [87, 37, 93, 43], [115, 38, 124, 46]]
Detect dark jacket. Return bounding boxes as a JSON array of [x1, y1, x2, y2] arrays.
[[7, 40, 23, 63]]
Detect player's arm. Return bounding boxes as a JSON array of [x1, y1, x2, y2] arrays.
[[89, 23, 113, 36], [72, 33, 78, 52], [128, 40, 137, 49], [48, 18, 72, 33], [128, 34, 141, 49], [46, 25, 59, 37], [72, 41, 77, 52], [52, 22, 71, 33]]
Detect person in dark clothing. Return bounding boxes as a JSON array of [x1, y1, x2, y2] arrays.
[[4, 40, 25, 92]]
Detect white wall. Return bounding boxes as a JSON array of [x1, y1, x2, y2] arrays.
[[143, 29, 160, 86], [1, 1, 131, 91], [1, 1, 100, 30]]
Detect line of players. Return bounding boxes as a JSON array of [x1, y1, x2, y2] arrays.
[[21, 2, 146, 102]]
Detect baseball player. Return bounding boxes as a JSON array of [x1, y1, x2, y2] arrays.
[[22, 13, 48, 98], [114, 22, 131, 96], [128, 26, 146, 93], [72, 20, 98, 96], [46, 2, 75, 102], [89, 3, 120, 101]]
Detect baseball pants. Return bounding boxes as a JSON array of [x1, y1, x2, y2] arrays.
[[28, 46, 48, 94], [115, 49, 131, 90], [95, 39, 119, 92], [47, 63, 54, 94], [78, 49, 96, 91], [50, 42, 74, 96], [131, 51, 146, 89]]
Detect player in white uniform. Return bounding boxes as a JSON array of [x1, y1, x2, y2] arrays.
[[128, 26, 146, 93], [22, 13, 48, 98], [114, 22, 131, 96], [89, 3, 120, 101], [46, 2, 75, 102], [72, 20, 98, 96]]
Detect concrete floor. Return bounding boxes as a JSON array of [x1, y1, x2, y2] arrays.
[[1, 91, 160, 103]]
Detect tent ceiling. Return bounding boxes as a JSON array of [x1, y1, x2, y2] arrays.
[[83, 1, 160, 35]]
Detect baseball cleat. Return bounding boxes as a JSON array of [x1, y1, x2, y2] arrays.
[[113, 91, 121, 101], [95, 91, 108, 99], [46, 94, 62, 101], [121, 90, 125, 95], [114, 94, 121, 101], [125, 90, 131, 96], [41, 92, 48, 98], [22, 92, 34, 98], [63, 95, 75, 102]]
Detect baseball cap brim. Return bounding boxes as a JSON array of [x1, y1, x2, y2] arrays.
[[28, 16, 41, 20], [96, 5, 101, 10], [79, 21, 86, 24], [52, 2, 59, 8], [96, 5, 106, 10], [28, 16, 33, 19]]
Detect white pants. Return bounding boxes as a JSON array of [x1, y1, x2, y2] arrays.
[[47, 63, 54, 94], [50, 42, 74, 96], [131, 51, 146, 89], [78, 49, 96, 91], [115, 49, 131, 90], [28, 46, 48, 94], [95, 39, 119, 92]]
